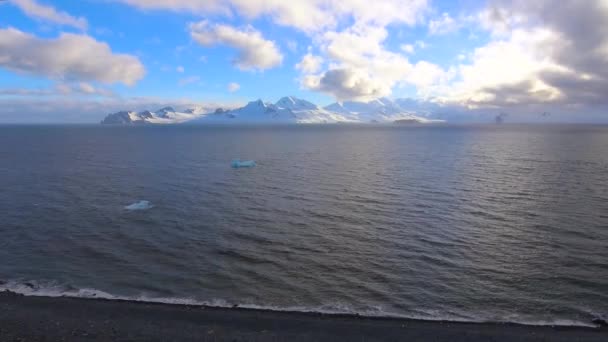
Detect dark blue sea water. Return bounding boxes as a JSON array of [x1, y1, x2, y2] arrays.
[[1, 124, 607, 326]]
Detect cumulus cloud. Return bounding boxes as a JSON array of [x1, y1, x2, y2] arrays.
[[295, 52, 323, 73], [176, 66, 185, 73], [428, 12, 459, 35], [323, 26, 410, 77], [227, 82, 240, 92], [9, 0, 88, 30], [299, 24, 449, 100], [400, 44, 415, 54], [119, 0, 429, 33], [438, 28, 564, 108], [496, 0, 608, 106], [0, 28, 145, 85], [189, 21, 283, 71], [436, 0, 608, 109], [303, 68, 391, 101], [407, 61, 450, 89]]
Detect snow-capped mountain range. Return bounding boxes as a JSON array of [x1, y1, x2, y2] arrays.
[[100, 106, 210, 124], [101, 96, 444, 125]]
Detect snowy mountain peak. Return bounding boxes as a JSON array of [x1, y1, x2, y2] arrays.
[[324, 102, 349, 114], [101, 111, 147, 124], [139, 110, 153, 118], [244, 99, 266, 108], [157, 106, 175, 113], [275, 96, 318, 110], [184, 106, 208, 115], [102, 105, 214, 125], [322, 98, 443, 123]]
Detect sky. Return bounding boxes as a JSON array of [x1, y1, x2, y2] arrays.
[[1, 0, 608, 123]]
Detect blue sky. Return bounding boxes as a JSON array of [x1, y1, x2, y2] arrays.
[[1, 0, 607, 122]]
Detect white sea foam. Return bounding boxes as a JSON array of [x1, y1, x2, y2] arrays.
[[124, 200, 153, 211], [0, 280, 597, 328]]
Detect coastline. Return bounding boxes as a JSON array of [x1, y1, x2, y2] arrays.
[[1, 291, 605, 341]]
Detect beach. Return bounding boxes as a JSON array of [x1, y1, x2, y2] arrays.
[[1, 291, 605, 341]]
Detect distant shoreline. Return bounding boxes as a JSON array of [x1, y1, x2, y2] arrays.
[[1, 291, 605, 341]]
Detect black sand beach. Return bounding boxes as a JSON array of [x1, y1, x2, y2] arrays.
[[0, 291, 605, 341]]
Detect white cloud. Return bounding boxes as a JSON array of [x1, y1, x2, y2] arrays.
[[118, 0, 229, 16], [428, 12, 459, 35], [9, 0, 88, 30], [439, 28, 564, 107], [119, 0, 429, 33], [176, 66, 185, 73], [227, 82, 240, 92], [476, 6, 527, 37], [178, 76, 200, 86], [300, 24, 448, 100], [189, 21, 283, 71], [303, 68, 391, 101], [295, 52, 323, 73], [400, 44, 414, 54], [433, 0, 608, 109], [300, 26, 394, 100], [0, 28, 145, 85], [407, 61, 449, 89]]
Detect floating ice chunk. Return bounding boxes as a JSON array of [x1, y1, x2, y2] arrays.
[[125, 200, 153, 210], [231, 159, 256, 168]]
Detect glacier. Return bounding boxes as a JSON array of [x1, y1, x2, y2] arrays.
[[101, 96, 445, 125]]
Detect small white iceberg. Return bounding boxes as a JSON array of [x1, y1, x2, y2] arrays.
[[125, 200, 153, 211], [231, 159, 256, 168]]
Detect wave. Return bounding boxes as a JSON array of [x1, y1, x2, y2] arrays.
[[0, 280, 599, 328]]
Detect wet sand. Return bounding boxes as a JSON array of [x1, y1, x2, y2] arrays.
[[0, 291, 605, 341]]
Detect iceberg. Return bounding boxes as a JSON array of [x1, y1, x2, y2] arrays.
[[231, 160, 256, 168], [125, 200, 153, 210]]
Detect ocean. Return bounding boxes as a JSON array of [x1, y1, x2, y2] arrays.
[[1, 124, 607, 326]]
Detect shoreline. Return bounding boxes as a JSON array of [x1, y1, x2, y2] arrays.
[[1, 291, 606, 341]]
